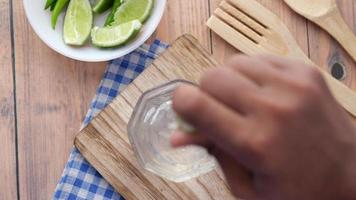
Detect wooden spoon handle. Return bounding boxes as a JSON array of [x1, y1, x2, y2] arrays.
[[316, 9, 356, 61], [320, 70, 356, 117], [295, 50, 356, 117]]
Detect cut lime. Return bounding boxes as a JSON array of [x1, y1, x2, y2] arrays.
[[91, 20, 142, 47], [92, 0, 114, 14], [112, 0, 153, 25], [63, 0, 93, 46]]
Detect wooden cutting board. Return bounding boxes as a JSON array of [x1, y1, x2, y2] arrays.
[[75, 34, 236, 200]]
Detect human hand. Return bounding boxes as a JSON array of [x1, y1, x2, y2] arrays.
[[171, 55, 356, 200]]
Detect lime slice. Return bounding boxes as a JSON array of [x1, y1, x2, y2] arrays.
[[63, 0, 93, 46], [112, 0, 153, 25], [91, 20, 142, 47], [92, 0, 114, 14]]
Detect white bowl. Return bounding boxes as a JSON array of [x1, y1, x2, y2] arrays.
[[23, 0, 166, 62]]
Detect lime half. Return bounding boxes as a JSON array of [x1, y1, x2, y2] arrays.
[[92, 0, 114, 14], [91, 20, 142, 47], [112, 0, 153, 25], [63, 0, 93, 46]]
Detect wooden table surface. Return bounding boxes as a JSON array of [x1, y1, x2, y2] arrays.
[[0, 0, 355, 199]]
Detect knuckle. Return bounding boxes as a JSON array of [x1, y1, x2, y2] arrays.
[[172, 87, 205, 116], [182, 91, 207, 114], [261, 98, 294, 117], [291, 67, 324, 96], [200, 69, 223, 89], [294, 81, 320, 97], [260, 97, 310, 120], [304, 66, 323, 83], [228, 54, 248, 63], [245, 134, 271, 164], [225, 54, 249, 68], [249, 137, 266, 154], [253, 54, 272, 61]]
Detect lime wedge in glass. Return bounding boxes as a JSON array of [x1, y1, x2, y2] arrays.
[[176, 116, 195, 133], [63, 0, 93, 46], [91, 20, 142, 47], [92, 0, 114, 14], [112, 0, 153, 25]]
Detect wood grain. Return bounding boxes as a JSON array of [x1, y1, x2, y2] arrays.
[[283, 0, 356, 62], [2, 0, 355, 199], [155, 0, 212, 52], [207, 0, 311, 58], [307, 0, 356, 91], [12, 1, 106, 199], [75, 35, 236, 200], [9, 0, 213, 199], [0, 0, 18, 199], [209, 0, 309, 63], [207, 0, 356, 117], [208, 0, 356, 117]]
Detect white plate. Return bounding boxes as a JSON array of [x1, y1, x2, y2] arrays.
[[23, 0, 166, 62]]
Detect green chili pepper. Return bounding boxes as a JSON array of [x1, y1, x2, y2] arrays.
[[50, 0, 58, 11], [51, 0, 70, 29], [45, 0, 57, 10], [92, 0, 114, 14], [104, 0, 122, 26]]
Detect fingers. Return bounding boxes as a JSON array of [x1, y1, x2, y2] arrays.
[[170, 130, 256, 199], [200, 67, 260, 114], [173, 85, 248, 152], [225, 55, 285, 86], [257, 54, 309, 71], [170, 131, 211, 147], [248, 54, 323, 83], [254, 55, 329, 98]]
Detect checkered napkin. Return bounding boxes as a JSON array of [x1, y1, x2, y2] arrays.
[[53, 40, 169, 200]]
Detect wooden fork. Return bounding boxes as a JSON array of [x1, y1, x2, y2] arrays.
[[207, 0, 356, 117]]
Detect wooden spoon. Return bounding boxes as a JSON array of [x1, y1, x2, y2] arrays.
[[207, 0, 356, 117], [284, 0, 356, 61]]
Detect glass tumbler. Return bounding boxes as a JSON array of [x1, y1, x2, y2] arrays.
[[127, 80, 216, 182]]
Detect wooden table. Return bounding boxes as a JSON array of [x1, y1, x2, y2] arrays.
[[1, 0, 355, 199]]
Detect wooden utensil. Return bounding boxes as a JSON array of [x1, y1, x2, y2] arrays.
[[283, 0, 356, 61], [75, 34, 237, 200], [207, 0, 356, 117]]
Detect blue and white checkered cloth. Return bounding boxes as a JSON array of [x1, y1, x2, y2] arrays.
[[53, 40, 169, 200]]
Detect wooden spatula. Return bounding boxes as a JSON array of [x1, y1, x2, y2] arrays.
[[283, 0, 356, 61], [207, 0, 356, 117]]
